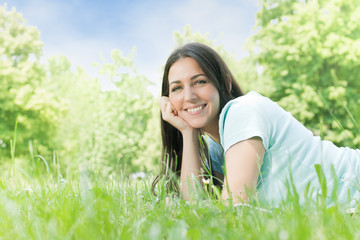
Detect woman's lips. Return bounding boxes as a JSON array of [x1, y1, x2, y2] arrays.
[[185, 104, 206, 114]]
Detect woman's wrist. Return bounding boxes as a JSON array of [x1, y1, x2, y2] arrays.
[[181, 127, 200, 139], [181, 128, 201, 166]]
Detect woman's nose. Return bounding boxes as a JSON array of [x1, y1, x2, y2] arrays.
[[184, 86, 197, 101]]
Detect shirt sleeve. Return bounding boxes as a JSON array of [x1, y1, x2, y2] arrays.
[[219, 93, 270, 153]]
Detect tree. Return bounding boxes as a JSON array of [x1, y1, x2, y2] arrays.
[[47, 50, 161, 176], [0, 4, 60, 164], [93, 49, 160, 174], [247, 0, 360, 147]]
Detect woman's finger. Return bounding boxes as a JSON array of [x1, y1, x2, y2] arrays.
[[159, 97, 169, 117], [159, 97, 173, 121], [159, 97, 171, 110], [163, 100, 175, 121]]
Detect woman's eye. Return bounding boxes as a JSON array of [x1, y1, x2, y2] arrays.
[[171, 86, 181, 92], [195, 80, 207, 85]]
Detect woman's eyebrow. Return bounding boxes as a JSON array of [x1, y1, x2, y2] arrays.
[[169, 80, 181, 86], [190, 73, 206, 80]]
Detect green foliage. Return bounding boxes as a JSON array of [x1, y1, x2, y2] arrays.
[[46, 50, 160, 175], [247, 0, 360, 147], [0, 4, 160, 176], [0, 4, 60, 163], [90, 49, 160, 174]]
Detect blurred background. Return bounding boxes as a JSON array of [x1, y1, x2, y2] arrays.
[[1, 0, 360, 179]]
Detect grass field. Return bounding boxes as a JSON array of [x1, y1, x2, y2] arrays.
[[1, 170, 360, 240]]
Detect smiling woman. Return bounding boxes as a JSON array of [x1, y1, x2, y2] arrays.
[[152, 42, 360, 208], [153, 42, 244, 198]]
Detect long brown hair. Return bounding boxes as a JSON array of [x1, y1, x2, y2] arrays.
[[151, 42, 244, 195]]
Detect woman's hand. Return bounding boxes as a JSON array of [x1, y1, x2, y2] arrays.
[[159, 96, 191, 133]]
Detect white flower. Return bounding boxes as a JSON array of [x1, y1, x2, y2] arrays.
[[202, 178, 210, 184]]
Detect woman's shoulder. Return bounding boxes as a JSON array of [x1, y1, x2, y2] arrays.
[[219, 91, 273, 151], [220, 91, 274, 118], [230, 91, 270, 104]]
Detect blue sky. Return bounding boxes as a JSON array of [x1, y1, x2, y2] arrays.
[[4, 0, 259, 93]]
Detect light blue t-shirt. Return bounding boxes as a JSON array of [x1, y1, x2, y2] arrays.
[[207, 91, 360, 207]]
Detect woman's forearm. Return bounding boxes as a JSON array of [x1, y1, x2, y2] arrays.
[[180, 129, 203, 200]]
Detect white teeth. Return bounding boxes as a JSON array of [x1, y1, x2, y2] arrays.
[[187, 105, 204, 113]]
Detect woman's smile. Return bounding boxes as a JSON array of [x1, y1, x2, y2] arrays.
[[185, 104, 206, 114]]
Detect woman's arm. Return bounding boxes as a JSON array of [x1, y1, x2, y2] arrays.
[[180, 129, 203, 200], [221, 137, 265, 203], [159, 97, 203, 200]]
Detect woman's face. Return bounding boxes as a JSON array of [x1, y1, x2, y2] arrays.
[[168, 57, 220, 132]]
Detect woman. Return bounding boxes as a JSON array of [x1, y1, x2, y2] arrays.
[[152, 42, 360, 207]]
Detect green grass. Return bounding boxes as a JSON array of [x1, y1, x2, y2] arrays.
[[1, 170, 360, 240]]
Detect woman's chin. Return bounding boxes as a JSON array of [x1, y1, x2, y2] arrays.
[[188, 122, 206, 129]]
